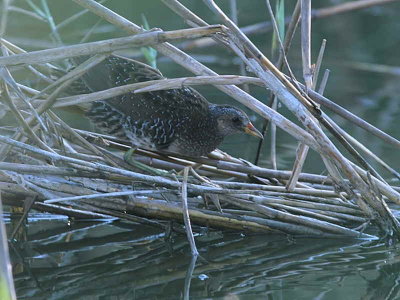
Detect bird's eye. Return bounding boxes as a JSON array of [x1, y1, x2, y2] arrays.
[[232, 117, 240, 123]]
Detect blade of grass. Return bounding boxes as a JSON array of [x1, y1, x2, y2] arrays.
[[254, 0, 301, 166], [0, 194, 17, 300], [40, 0, 63, 45], [271, 0, 285, 60], [140, 14, 157, 68]]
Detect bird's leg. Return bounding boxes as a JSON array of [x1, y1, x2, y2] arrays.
[[188, 167, 223, 212], [123, 147, 136, 161], [124, 148, 170, 176], [177, 163, 202, 176], [150, 152, 181, 177]]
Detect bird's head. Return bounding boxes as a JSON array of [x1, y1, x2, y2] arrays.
[[212, 105, 263, 139]]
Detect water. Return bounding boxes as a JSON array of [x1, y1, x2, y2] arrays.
[[3, 0, 400, 299], [6, 214, 399, 299]]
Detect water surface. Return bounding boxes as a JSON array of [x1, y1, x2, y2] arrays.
[[7, 214, 400, 299]]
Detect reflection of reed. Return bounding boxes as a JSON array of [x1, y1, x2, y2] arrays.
[[361, 257, 400, 300], [0, 0, 399, 242], [10, 219, 399, 299]]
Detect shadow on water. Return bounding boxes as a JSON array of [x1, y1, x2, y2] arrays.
[[6, 215, 400, 299]]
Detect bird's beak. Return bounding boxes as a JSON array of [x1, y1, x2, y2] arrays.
[[243, 122, 263, 139]]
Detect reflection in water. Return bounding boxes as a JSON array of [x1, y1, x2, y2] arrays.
[[7, 216, 400, 299]]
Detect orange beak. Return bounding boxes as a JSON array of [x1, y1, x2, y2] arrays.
[[243, 122, 263, 139]]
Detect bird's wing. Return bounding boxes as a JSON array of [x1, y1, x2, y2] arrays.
[[80, 55, 211, 149]]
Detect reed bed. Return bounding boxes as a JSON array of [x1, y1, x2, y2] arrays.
[[1, 0, 400, 254]]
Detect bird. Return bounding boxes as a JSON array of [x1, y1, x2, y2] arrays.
[[76, 55, 263, 157]]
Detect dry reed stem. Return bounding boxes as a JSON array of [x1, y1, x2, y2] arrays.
[[165, 1, 400, 149], [202, 0, 400, 234], [0, 81, 54, 153], [0, 26, 223, 67], [43, 75, 264, 108], [301, 0, 313, 90], [186, 0, 399, 48], [221, 195, 373, 238], [1, 75, 264, 110], [0, 160, 345, 200], [323, 113, 396, 180], [1, 46, 48, 129], [307, 88, 400, 148], [0, 55, 111, 161], [48, 111, 122, 168], [285, 0, 315, 191], [286, 39, 327, 191], [72, 0, 320, 150], [314, 0, 398, 18], [87, 196, 276, 233], [0, 135, 373, 237], [165, 0, 399, 178], [1, 0, 398, 239], [181, 167, 199, 256], [253, 0, 301, 168]]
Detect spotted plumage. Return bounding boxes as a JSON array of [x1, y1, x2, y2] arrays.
[[78, 55, 262, 157]]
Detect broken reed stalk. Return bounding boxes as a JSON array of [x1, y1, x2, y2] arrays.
[[287, 39, 327, 191], [69, 0, 399, 148], [0, 0, 399, 240], [163, 0, 400, 182], [201, 0, 400, 235], [254, 0, 301, 167], [0, 136, 375, 238], [42, 75, 264, 108], [72, 0, 320, 150], [285, 0, 313, 191], [0, 26, 223, 66], [1, 46, 48, 131], [160, 2, 400, 149], [300, 0, 313, 90], [162, 1, 396, 224], [0, 160, 347, 201]]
